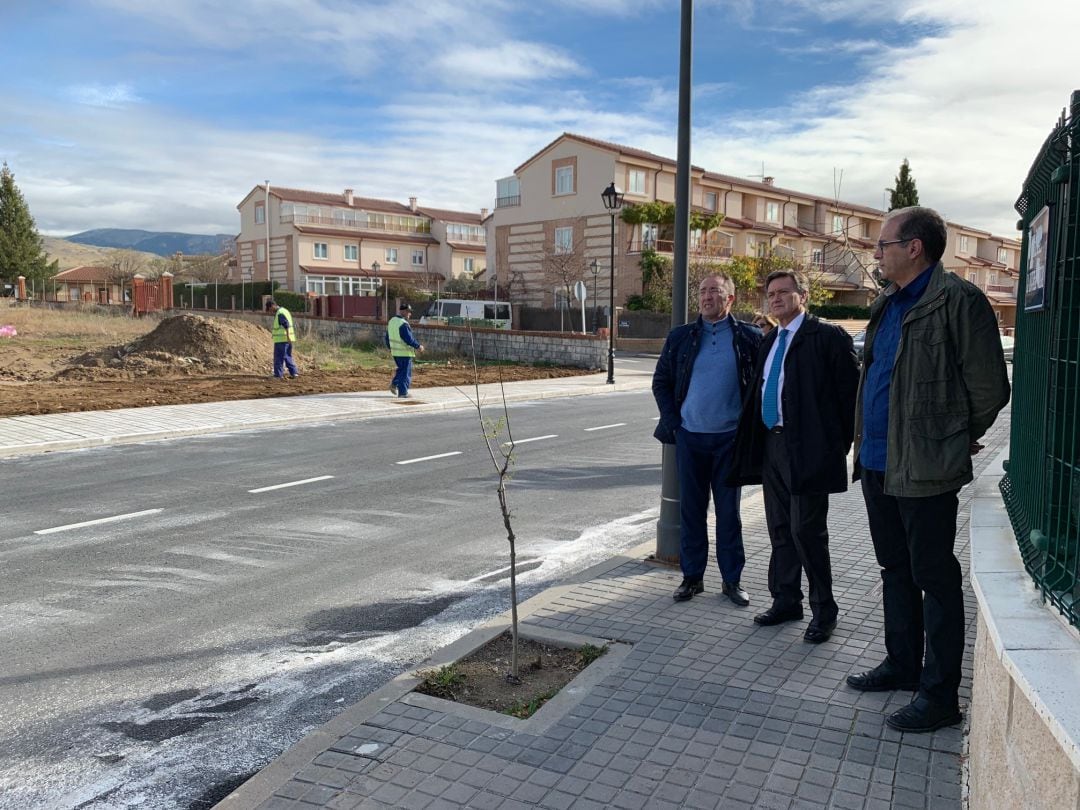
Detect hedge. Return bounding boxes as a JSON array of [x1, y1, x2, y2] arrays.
[[809, 303, 870, 319]]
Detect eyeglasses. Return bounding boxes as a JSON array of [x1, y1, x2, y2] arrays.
[[876, 238, 913, 251]]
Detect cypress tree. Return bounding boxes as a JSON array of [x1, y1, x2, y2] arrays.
[[888, 159, 920, 210], [0, 162, 57, 284]]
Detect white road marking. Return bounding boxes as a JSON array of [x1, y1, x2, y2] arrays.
[[248, 475, 334, 493], [584, 423, 627, 432], [503, 434, 557, 446], [396, 451, 462, 465], [465, 559, 545, 584], [34, 509, 163, 535]]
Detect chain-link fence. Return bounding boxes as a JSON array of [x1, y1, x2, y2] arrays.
[[1001, 89, 1080, 629]]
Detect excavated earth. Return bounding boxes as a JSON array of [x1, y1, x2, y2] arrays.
[[0, 313, 586, 417]]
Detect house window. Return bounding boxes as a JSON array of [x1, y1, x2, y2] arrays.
[[555, 165, 574, 195], [703, 191, 717, 211], [464, 257, 475, 274], [959, 235, 970, 253], [997, 247, 1008, 263], [256, 243, 266, 262], [344, 244, 358, 262], [862, 221, 871, 237], [628, 170, 646, 195], [811, 249, 823, 267], [412, 249, 424, 266], [254, 204, 265, 225], [831, 214, 844, 234], [385, 248, 398, 264], [306, 276, 326, 294], [989, 272, 997, 286], [967, 272, 977, 283], [765, 202, 780, 223], [554, 226, 573, 254], [313, 242, 328, 259]]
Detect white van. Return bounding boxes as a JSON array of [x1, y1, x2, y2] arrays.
[[419, 299, 512, 329]]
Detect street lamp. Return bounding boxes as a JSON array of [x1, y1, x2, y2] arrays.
[[601, 182, 624, 384], [371, 260, 386, 318], [589, 259, 600, 334]]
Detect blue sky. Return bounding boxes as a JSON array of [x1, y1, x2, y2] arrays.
[[2, 0, 1077, 238]]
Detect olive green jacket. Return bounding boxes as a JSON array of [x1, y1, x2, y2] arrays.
[[853, 262, 1011, 497]]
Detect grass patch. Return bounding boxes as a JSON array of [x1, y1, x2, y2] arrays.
[[417, 664, 466, 699]]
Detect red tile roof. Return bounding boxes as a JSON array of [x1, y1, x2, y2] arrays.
[[53, 265, 114, 282], [294, 225, 438, 245], [261, 185, 417, 216], [416, 206, 483, 224], [299, 265, 444, 281]]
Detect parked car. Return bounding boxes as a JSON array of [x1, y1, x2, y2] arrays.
[[852, 330, 865, 355], [850, 329, 1013, 362]]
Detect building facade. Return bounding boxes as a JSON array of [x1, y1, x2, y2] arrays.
[[234, 186, 487, 299], [487, 133, 1019, 322]]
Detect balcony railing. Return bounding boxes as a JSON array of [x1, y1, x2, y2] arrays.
[[495, 195, 521, 208], [282, 213, 431, 235], [446, 233, 487, 245], [987, 283, 1016, 293], [627, 238, 732, 258]]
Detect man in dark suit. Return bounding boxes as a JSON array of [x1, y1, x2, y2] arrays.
[[731, 270, 860, 643]]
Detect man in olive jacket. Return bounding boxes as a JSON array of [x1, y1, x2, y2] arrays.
[[730, 270, 859, 645], [846, 206, 1010, 734]]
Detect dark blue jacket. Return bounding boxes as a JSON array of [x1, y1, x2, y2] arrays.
[[652, 314, 762, 444]]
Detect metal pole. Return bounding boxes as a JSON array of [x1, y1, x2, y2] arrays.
[[607, 212, 616, 384], [656, 0, 694, 564]]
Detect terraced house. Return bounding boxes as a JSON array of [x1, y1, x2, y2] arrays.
[[488, 133, 1020, 324], [233, 185, 487, 299]]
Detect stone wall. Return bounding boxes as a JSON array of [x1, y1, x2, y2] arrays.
[[199, 310, 607, 370], [969, 451, 1080, 810]]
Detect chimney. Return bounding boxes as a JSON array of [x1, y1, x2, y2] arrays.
[[344, 188, 354, 205], [409, 196, 418, 211], [762, 176, 775, 186], [480, 208, 489, 219]]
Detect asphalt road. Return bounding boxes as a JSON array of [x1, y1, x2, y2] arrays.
[[0, 386, 665, 809]]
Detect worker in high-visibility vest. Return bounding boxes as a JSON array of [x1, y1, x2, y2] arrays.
[[266, 299, 299, 379], [384, 302, 424, 398]]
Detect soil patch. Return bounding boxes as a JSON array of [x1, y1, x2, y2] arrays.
[[414, 631, 606, 718], [0, 311, 589, 417]]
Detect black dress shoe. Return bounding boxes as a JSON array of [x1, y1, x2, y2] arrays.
[[753, 603, 803, 626], [721, 581, 749, 606], [803, 619, 837, 644], [846, 660, 920, 692], [673, 579, 704, 602], [886, 696, 962, 733]]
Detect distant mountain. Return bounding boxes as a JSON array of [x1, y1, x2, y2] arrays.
[[41, 237, 160, 271], [65, 229, 234, 257]]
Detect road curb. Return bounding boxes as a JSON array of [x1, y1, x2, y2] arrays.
[[215, 538, 657, 809]]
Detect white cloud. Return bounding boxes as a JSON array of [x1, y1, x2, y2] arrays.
[[69, 83, 142, 108], [432, 42, 585, 85]]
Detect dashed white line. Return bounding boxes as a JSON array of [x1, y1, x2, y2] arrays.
[[503, 434, 558, 446], [584, 423, 627, 432], [396, 451, 463, 465], [35, 509, 164, 535], [248, 475, 335, 493]]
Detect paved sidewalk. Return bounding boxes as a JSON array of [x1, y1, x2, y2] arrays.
[[217, 408, 1011, 809], [0, 358, 655, 459]]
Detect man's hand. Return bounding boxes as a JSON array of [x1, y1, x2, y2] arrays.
[[418, 344, 425, 353], [970, 441, 984, 456]]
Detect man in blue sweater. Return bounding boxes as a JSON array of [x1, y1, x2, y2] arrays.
[[384, 303, 424, 398], [653, 274, 762, 605]]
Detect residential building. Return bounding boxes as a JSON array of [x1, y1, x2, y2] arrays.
[[487, 133, 1019, 320], [51, 265, 127, 304], [944, 223, 1021, 330], [234, 185, 486, 298]]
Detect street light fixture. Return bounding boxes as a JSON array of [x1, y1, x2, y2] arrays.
[[589, 259, 600, 334], [601, 182, 624, 384]]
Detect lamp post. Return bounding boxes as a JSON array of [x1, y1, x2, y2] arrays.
[[371, 260, 385, 318], [601, 182, 624, 384], [589, 259, 600, 333]]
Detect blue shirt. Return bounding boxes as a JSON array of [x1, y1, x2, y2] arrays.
[[860, 266, 934, 471], [680, 317, 742, 434]]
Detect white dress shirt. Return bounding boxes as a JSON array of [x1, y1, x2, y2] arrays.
[[759, 311, 806, 427]]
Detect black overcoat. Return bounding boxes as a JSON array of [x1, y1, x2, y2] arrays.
[[729, 314, 859, 495]]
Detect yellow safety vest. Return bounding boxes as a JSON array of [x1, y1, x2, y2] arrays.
[[387, 315, 415, 357], [271, 307, 295, 343]]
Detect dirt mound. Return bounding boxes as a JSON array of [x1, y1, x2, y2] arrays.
[[56, 314, 271, 379]]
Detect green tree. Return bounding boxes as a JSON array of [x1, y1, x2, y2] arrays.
[[889, 159, 920, 210], [0, 162, 57, 284]]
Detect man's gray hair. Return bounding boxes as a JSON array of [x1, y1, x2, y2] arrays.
[[701, 273, 735, 297], [887, 206, 948, 263]]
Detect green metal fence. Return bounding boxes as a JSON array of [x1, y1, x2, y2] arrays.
[[1000, 89, 1080, 629]]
